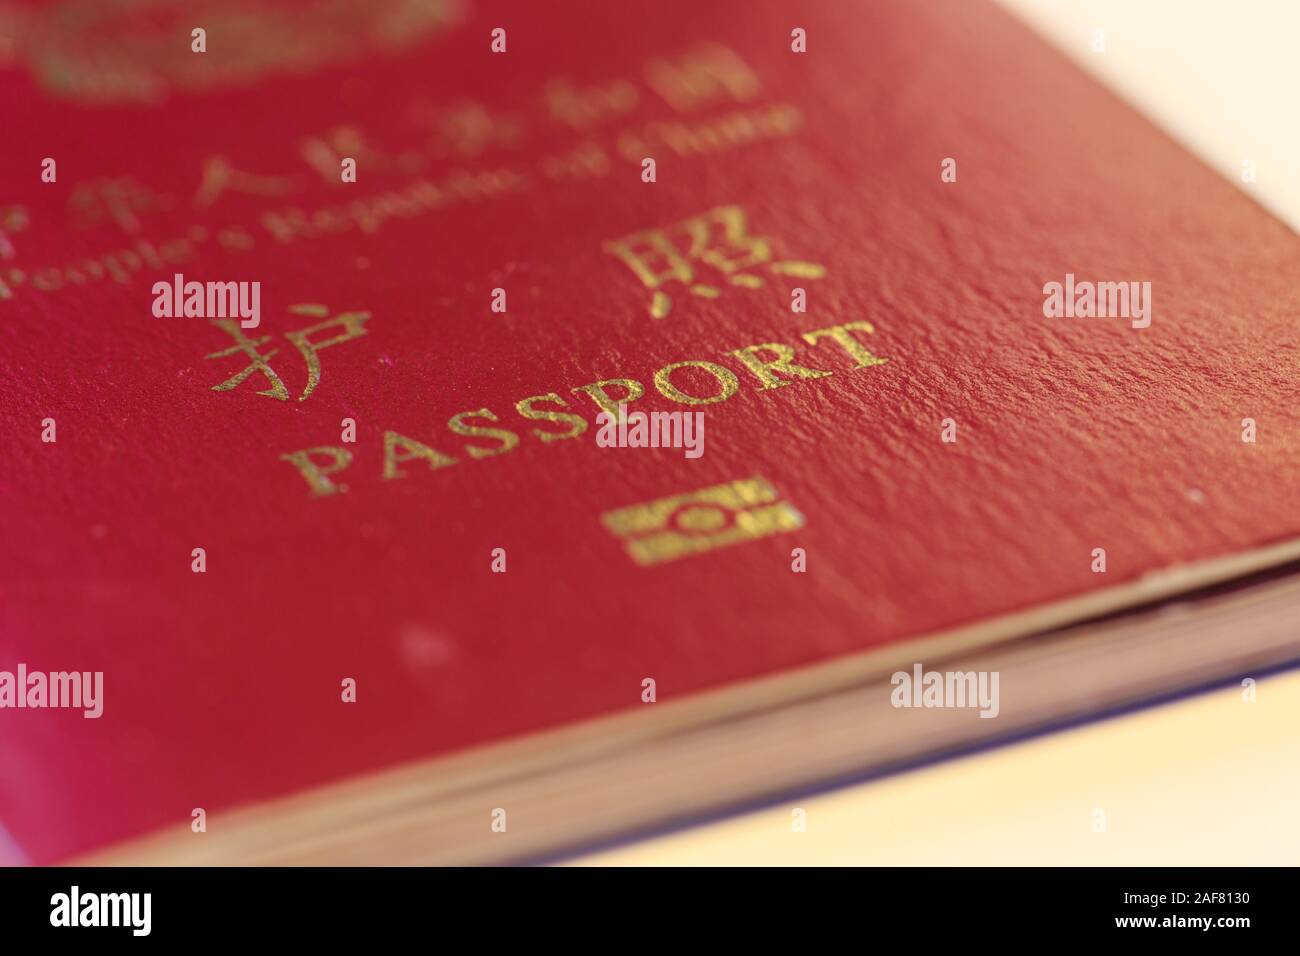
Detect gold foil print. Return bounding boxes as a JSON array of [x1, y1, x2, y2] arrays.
[[601, 477, 804, 566]]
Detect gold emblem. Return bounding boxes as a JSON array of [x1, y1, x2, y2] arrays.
[[601, 477, 803, 566], [0, 0, 463, 104]]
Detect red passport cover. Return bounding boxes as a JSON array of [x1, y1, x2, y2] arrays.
[[2, 0, 1299, 864]]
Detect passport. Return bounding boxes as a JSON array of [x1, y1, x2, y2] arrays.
[[2, 0, 1299, 865]]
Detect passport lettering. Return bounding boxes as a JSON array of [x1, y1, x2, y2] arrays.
[[279, 319, 890, 497]]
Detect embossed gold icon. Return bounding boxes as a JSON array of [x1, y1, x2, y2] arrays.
[[601, 477, 803, 566]]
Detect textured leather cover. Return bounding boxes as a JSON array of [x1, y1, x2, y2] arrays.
[[2, 0, 1298, 864]]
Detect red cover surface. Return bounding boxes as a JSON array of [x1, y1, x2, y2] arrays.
[[2, 0, 1299, 863]]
